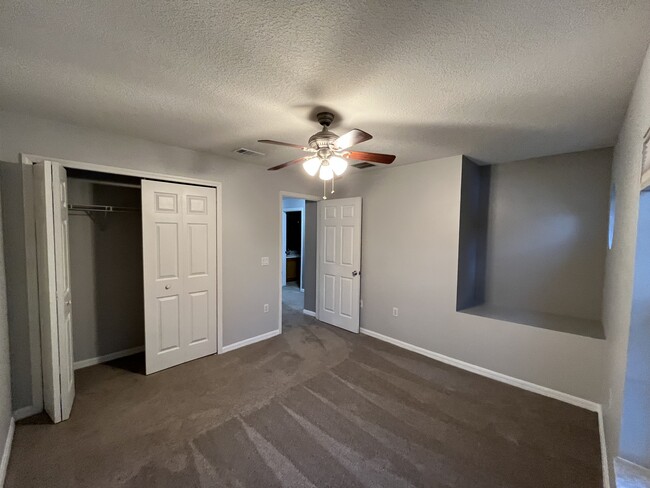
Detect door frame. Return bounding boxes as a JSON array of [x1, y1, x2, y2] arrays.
[[22, 153, 224, 417], [278, 191, 319, 334]]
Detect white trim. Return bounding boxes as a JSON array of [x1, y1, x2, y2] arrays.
[[22, 154, 220, 188], [216, 182, 224, 354], [221, 329, 280, 353], [73, 346, 145, 370], [359, 328, 600, 411], [278, 191, 320, 335], [0, 417, 15, 487], [12, 405, 41, 422], [303, 309, 316, 317], [597, 405, 611, 488]]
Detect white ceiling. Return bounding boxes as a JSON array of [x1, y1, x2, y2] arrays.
[[1, 1, 649, 169]]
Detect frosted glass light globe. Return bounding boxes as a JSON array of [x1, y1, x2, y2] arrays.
[[319, 163, 334, 181], [329, 156, 348, 176], [302, 157, 321, 176]]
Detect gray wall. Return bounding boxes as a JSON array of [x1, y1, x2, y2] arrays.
[[619, 190, 650, 468], [456, 158, 489, 310], [337, 155, 605, 401], [0, 110, 320, 412], [303, 200, 317, 312], [0, 163, 32, 409], [68, 178, 144, 363], [0, 182, 13, 479], [601, 43, 650, 485], [484, 149, 611, 320]]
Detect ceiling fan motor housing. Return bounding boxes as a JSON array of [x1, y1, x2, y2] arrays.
[[308, 129, 338, 150]]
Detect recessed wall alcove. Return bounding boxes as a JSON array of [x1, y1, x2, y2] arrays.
[[456, 150, 611, 339]]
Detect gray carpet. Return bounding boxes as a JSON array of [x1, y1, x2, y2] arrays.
[[7, 315, 602, 487], [282, 284, 304, 312]]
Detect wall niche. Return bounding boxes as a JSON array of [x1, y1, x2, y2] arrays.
[[456, 150, 611, 339]]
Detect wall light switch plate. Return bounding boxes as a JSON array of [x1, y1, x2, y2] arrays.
[[264, 304, 269, 313], [261, 257, 270, 266], [393, 307, 399, 317]]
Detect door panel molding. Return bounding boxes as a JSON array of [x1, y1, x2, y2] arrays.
[[317, 197, 362, 333], [142, 180, 217, 374]]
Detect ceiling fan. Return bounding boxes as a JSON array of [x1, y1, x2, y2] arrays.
[[258, 112, 396, 181]]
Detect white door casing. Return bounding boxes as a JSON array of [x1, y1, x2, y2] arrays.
[[142, 180, 217, 374], [317, 197, 362, 333], [34, 161, 75, 423], [282, 211, 287, 286]]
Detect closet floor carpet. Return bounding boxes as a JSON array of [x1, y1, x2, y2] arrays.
[[7, 310, 602, 487]]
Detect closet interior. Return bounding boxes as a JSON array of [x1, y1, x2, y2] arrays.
[[67, 169, 145, 371]]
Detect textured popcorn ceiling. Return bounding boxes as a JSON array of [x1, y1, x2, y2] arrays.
[[1, 1, 649, 168]]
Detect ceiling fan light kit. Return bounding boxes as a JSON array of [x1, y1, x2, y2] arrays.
[[259, 112, 396, 198]]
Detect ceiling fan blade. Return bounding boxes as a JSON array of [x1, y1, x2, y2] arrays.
[[343, 150, 396, 164], [258, 139, 310, 151], [267, 156, 313, 171], [334, 129, 372, 149]]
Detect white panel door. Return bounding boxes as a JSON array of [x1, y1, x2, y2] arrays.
[[317, 197, 362, 333], [34, 161, 75, 423], [52, 163, 75, 420], [142, 180, 217, 374]]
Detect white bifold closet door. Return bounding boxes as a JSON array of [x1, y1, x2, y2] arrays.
[[34, 161, 75, 423], [317, 197, 362, 333], [142, 180, 217, 374]]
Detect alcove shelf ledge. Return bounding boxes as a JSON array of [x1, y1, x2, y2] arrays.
[[459, 304, 605, 339]]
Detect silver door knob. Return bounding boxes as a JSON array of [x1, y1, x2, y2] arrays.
[[352, 270, 359, 277]]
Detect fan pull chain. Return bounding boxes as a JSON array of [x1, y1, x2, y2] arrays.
[[331, 178, 335, 195], [323, 179, 327, 200]]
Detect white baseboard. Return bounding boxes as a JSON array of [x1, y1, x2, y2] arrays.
[[360, 328, 599, 411], [0, 417, 15, 487], [12, 405, 41, 422], [598, 406, 611, 488], [73, 346, 145, 370], [303, 309, 316, 317], [221, 329, 281, 354]]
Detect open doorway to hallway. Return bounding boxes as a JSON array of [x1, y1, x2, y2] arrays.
[[281, 195, 318, 329]]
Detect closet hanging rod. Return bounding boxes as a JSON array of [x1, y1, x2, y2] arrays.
[[67, 204, 141, 213]]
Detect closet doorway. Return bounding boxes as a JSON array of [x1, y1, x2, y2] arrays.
[[31, 158, 222, 423]]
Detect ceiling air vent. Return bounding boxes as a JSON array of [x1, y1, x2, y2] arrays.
[[352, 162, 375, 169], [234, 148, 265, 157]]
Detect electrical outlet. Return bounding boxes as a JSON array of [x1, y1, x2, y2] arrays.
[[261, 257, 270, 266], [393, 307, 399, 317], [264, 304, 269, 313]]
